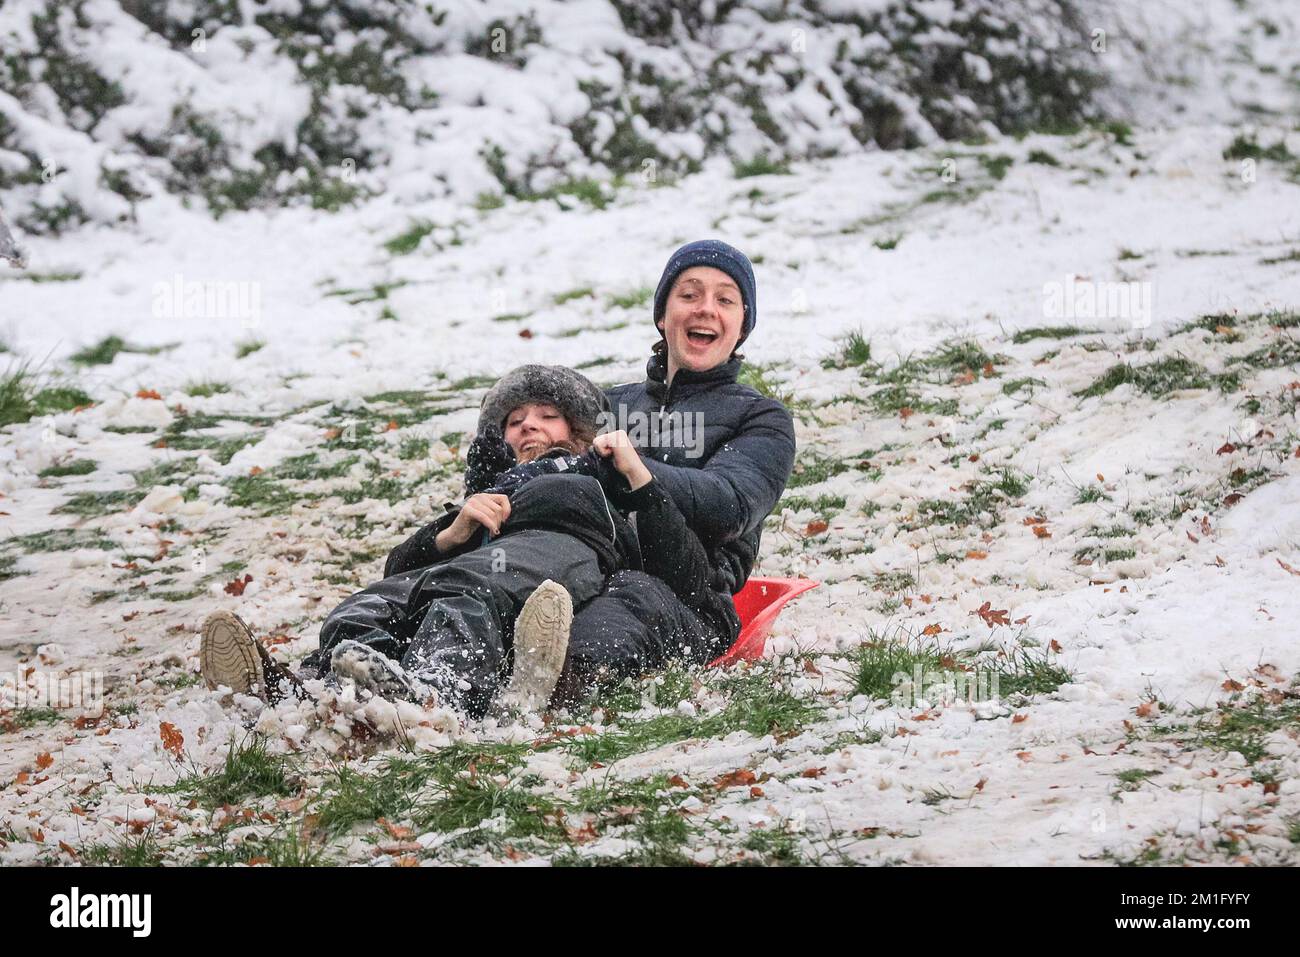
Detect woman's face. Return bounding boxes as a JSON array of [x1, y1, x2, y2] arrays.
[[657, 266, 744, 377], [503, 402, 573, 462]]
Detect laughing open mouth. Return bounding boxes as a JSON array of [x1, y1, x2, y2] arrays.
[[687, 327, 719, 345]]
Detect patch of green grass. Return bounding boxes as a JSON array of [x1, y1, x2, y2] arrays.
[[870, 571, 915, 592], [313, 742, 549, 847], [132, 456, 200, 489], [52, 488, 145, 518], [1010, 325, 1096, 344], [607, 286, 652, 310], [448, 374, 497, 392], [4, 270, 83, 283], [787, 451, 851, 489], [225, 473, 301, 514], [740, 825, 807, 865], [490, 312, 529, 323], [567, 666, 821, 766], [1, 361, 96, 427], [1103, 121, 1134, 146], [867, 384, 958, 417], [69, 335, 172, 366], [978, 154, 1014, 180], [1115, 768, 1161, 791], [852, 640, 947, 700], [1077, 358, 1238, 399], [235, 338, 265, 359], [1075, 485, 1109, 504], [561, 774, 696, 866], [475, 191, 505, 211], [991, 647, 1074, 698], [38, 458, 97, 478], [1259, 249, 1300, 266], [872, 235, 901, 251], [1001, 376, 1047, 396], [1233, 337, 1300, 371], [926, 340, 1000, 376], [383, 219, 436, 256], [553, 286, 594, 305], [1194, 693, 1300, 766], [910, 468, 1029, 529], [1223, 134, 1294, 163], [1, 707, 62, 732], [193, 824, 328, 867], [2, 527, 117, 553], [0, 554, 25, 582], [821, 330, 872, 370], [737, 362, 799, 407], [323, 281, 411, 305], [156, 735, 298, 810], [781, 493, 847, 518], [398, 437, 430, 461], [79, 830, 166, 867], [1027, 149, 1060, 166], [184, 380, 229, 398], [574, 355, 616, 370], [734, 154, 790, 178]]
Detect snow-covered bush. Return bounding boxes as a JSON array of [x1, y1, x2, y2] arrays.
[[0, 0, 1108, 233]]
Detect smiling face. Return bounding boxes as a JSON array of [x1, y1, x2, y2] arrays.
[[657, 266, 744, 381], [503, 402, 574, 463]]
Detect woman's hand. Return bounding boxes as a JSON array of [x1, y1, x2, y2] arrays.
[[593, 430, 652, 491], [436, 492, 511, 550]]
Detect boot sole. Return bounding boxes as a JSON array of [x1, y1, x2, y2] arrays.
[[500, 580, 573, 714], [200, 610, 265, 699], [330, 640, 423, 703]]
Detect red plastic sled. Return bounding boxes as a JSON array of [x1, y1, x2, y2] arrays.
[[708, 577, 821, 668]]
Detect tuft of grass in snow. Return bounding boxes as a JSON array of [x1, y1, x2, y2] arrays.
[[910, 468, 1029, 529], [1, 707, 62, 733], [1223, 134, 1294, 163], [69, 335, 173, 366], [1011, 325, 1097, 344], [184, 380, 230, 397], [607, 286, 652, 310], [38, 458, 97, 478], [1, 527, 117, 553], [313, 742, 554, 848], [990, 647, 1074, 698], [1077, 358, 1239, 399], [1026, 149, 1060, 166], [53, 488, 146, 518], [733, 154, 791, 178], [79, 830, 166, 867], [567, 665, 821, 766], [821, 330, 872, 370], [235, 338, 265, 359], [560, 774, 697, 866], [156, 734, 299, 810], [852, 639, 948, 700], [737, 362, 799, 408], [0, 360, 95, 427], [787, 450, 852, 489], [383, 219, 437, 255], [1114, 768, 1161, 791], [1193, 688, 1300, 767]]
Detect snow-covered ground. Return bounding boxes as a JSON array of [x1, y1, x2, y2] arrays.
[[1, 2, 1299, 867]]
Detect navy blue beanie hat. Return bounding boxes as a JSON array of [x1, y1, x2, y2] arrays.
[[652, 239, 757, 346]]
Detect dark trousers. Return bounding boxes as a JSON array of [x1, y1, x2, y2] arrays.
[[554, 570, 740, 704], [303, 528, 607, 716]]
